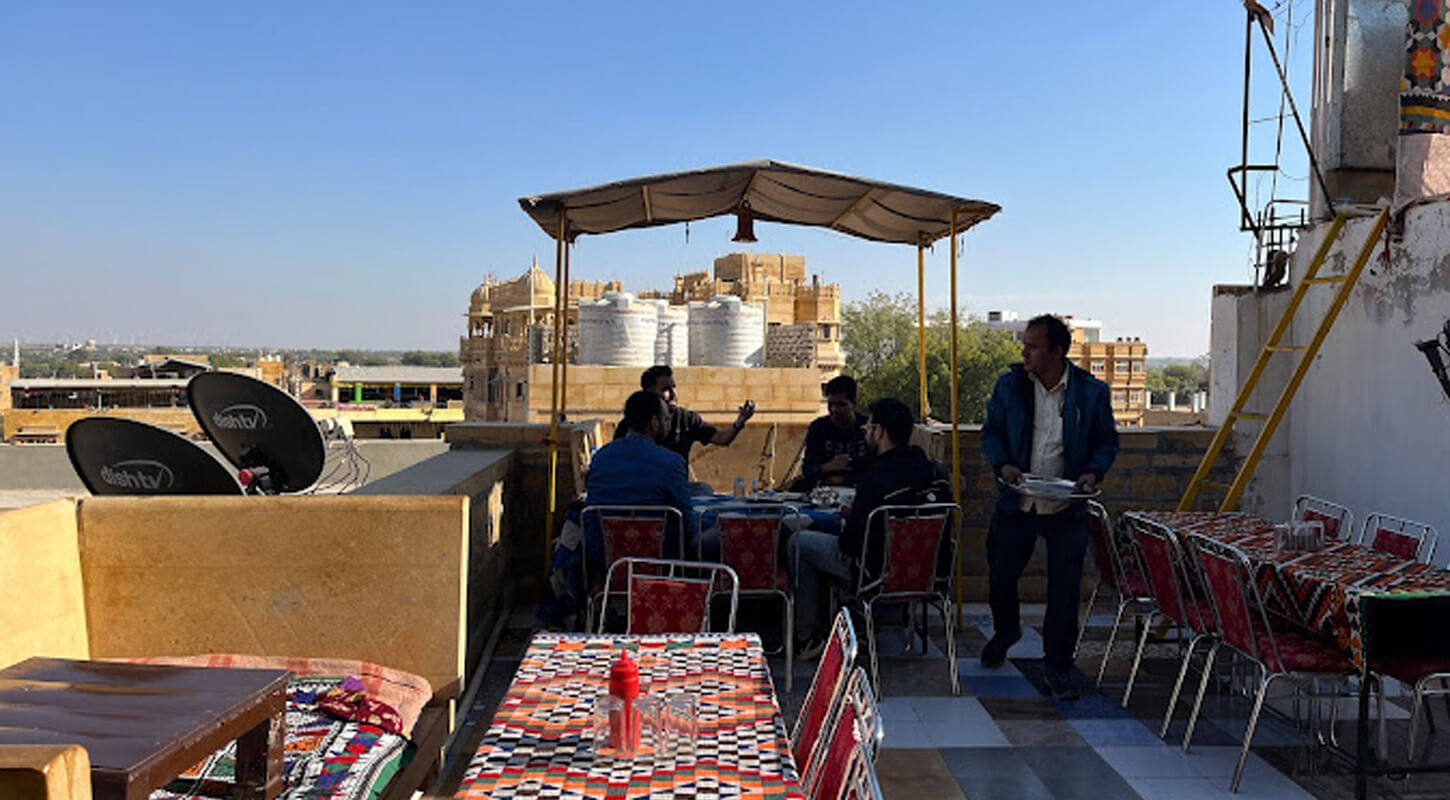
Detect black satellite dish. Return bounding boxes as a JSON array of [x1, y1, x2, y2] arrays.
[[187, 371, 326, 494], [65, 417, 244, 496]]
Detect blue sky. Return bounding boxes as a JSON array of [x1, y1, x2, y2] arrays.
[[0, 1, 1315, 356]]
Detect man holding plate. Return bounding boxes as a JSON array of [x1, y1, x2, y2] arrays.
[[980, 314, 1118, 700]]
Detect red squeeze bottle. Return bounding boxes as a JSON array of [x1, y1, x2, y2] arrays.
[[608, 650, 640, 751]]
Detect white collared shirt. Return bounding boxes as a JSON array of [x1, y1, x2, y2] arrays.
[[1021, 366, 1069, 514]]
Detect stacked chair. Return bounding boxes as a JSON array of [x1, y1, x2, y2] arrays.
[[1078, 502, 1155, 689], [792, 611, 887, 800]]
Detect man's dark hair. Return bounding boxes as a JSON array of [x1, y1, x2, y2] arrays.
[[868, 397, 915, 445], [824, 374, 857, 402], [622, 390, 666, 433], [1027, 314, 1072, 356], [640, 364, 673, 391]]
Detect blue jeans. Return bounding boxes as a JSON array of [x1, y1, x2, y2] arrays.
[[788, 529, 854, 639]]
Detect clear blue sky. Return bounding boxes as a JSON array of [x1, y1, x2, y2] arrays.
[[0, 1, 1315, 356]]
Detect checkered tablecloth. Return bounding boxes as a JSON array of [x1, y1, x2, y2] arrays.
[[455, 633, 806, 800]]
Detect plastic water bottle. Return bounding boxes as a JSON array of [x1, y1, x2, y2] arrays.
[[733, 477, 746, 498]]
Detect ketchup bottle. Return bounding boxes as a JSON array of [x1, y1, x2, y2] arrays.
[[608, 650, 640, 751]]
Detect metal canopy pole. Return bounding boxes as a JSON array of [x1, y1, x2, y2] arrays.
[[948, 209, 963, 621], [917, 241, 928, 421], [560, 239, 571, 425], [544, 211, 566, 571]]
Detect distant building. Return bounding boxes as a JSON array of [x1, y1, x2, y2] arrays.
[[330, 365, 463, 409], [984, 311, 1149, 427]]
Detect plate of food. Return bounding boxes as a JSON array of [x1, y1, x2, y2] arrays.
[[998, 474, 1100, 501]]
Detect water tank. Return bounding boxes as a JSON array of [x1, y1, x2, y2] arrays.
[[577, 292, 659, 366], [688, 296, 764, 367], [654, 301, 689, 366]]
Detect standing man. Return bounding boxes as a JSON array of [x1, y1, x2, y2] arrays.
[[793, 374, 872, 491], [979, 314, 1118, 700], [615, 365, 755, 489]]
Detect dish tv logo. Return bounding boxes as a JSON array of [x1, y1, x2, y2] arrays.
[[100, 460, 175, 491], [213, 404, 269, 431]]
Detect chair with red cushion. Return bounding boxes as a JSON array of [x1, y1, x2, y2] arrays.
[[599, 557, 738, 635], [714, 506, 796, 690], [1123, 517, 1219, 752], [793, 610, 857, 791], [1185, 533, 1355, 793], [1293, 494, 1353, 543], [845, 503, 961, 696], [1360, 512, 1437, 564], [581, 504, 684, 630], [806, 667, 883, 800], [840, 742, 883, 800], [1084, 504, 1156, 689]]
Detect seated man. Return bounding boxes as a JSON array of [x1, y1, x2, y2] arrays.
[[787, 397, 945, 657], [614, 365, 755, 493], [793, 374, 871, 491]]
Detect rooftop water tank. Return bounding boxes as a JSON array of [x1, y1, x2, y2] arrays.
[[654, 301, 689, 366], [688, 296, 764, 367], [577, 292, 659, 367]]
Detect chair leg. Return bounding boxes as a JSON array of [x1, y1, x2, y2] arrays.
[[1122, 611, 1157, 708], [1161, 634, 1205, 739], [1232, 671, 1275, 794], [1182, 642, 1219, 754], [864, 602, 881, 697], [1408, 681, 1427, 762], [1096, 598, 1129, 688], [1075, 583, 1100, 660], [942, 597, 960, 696], [784, 594, 794, 694]]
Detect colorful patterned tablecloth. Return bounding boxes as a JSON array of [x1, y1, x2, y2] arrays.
[[455, 633, 806, 800]]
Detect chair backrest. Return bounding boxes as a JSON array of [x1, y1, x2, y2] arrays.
[[1361, 512, 1438, 563], [1127, 517, 1207, 633], [1088, 501, 1130, 593], [1186, 533, 1284, 671], [792, 610, 858, 783], [842, 742, 884, 800], [858, 503, 960, 596], [601, 558, 739, 635], [1293, 495, 1352, 542], [809, 667, 882, 800], [717, 508, 788, 592]]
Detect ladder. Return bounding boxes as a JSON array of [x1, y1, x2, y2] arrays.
[[1178, 207, 1390, 512]]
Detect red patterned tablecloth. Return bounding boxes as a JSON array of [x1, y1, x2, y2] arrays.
[[455, 633, 806, 800]]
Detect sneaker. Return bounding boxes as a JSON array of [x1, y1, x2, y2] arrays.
[[1045, 666, 1079, 701], [979, 631, 1021, 669], [795, 633, 827, 661]]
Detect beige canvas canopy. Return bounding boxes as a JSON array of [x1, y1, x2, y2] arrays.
[[518, 159, 1000, 244]]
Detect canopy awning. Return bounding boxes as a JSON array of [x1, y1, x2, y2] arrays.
[[518, 159, 1001, 245]]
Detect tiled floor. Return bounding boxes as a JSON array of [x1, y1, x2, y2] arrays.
[[447, 604, 1450, 799]]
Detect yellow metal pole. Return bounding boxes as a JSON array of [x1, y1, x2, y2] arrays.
[[561, 238, 571, 425], [948, 209, 963, 624], [917, 242, 928, 421], [545, 211, 565, 570]]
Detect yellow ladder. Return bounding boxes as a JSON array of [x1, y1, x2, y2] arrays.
[[1178, 208, 1389, 512]]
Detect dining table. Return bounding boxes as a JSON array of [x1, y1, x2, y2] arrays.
[[454, 632, 806, 800]]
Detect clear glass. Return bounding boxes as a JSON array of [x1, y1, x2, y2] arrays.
[[733, 477, 746, 498], [592, 694, 664, 760], [663, 692, 699, 758]]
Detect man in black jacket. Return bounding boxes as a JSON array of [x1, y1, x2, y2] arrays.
[[788, 397, 944, 658], [794, 374, 872, 490]]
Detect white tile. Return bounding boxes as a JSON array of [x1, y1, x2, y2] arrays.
[[877, 697, 920, 723], [880, 720, 932, 749], [908, 696, 992, 724], [1096, 746, 1204, 778], [1127, 776, 1234, 800], [1181, 747, 1293, 782]]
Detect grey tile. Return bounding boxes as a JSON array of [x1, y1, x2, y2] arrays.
[[964, 674, 1042, 697], [1017, 747, 1144, 799], [997, 720, 1088, 747], [878, 697, 921, 724], [1069, 718, 1166, 746], [979, 696, 1063, 722], [919, 719, 1011, 747], [939, 748, 1056, 800], [880, 720, 933, 749], [1097, 746, 1206, 778], [909, 696, 995, 724], [1126, 776, 1234, 800]]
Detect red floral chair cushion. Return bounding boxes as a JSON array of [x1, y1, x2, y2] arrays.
[[627, 575, 710, 634], [1302, 509, 1341, 541], [1197, 550, 1258, 657], [881, 516, 946, 595], [794, 634, 846, 771], [814, 701, 861, 800], [600, 517, 666, 591], [1258, 629, 1352, 674], [1370, 528, 1421, 560], [719, 516, 780, 591]]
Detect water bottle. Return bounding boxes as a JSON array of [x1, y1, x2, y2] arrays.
[[733, 477, 746, 498]]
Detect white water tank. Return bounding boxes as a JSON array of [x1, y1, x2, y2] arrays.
[[654, 301, 689, 366], [577, 292, 659, 366], [688, 295, 764, 367]]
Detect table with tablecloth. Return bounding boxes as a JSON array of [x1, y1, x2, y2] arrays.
[[455, 633, 806, 800], [692, 494, 846, 536]]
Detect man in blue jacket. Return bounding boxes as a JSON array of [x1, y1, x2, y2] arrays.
[[586, 391, 697, 564], [979, 315, 1118, 700]]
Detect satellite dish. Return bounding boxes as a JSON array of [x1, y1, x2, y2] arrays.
[[65, 417, 243, 496], [188, 371, 326, 494]]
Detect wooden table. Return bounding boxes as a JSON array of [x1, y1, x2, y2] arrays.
[[0, 657, 290, 800]]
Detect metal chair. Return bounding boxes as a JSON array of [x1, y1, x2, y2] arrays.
[[1123, 517, 1219, 752], [1293, 494, 1354, 543], [600, 557, 738, 635], [1083, 504, 1156, 689], [1185, 533, 1355, 793], [713, 505, 797, 691], [793, 609, 858, 791], [841, 741, 884, 800], [806, 666, 884, 800], [1360, 512, 1438, 564], [845, 503, 962, 696], [580, 504, 685, 630]]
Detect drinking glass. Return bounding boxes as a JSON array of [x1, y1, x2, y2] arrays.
[[663, 692, 699, 758], [592, 694, 664, 759]]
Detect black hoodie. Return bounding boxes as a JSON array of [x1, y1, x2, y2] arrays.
[[839, 444, 947, 577]]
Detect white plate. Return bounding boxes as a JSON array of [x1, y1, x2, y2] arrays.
[[998, 474, 1100, 501]]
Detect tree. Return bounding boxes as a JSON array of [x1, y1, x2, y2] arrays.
[[1146, 356, 1210, 404], [210, 353, 247, 369], [840, 292, 1020, 424]]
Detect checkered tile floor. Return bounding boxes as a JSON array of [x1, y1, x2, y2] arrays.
[[449, 605, 1450, 800]]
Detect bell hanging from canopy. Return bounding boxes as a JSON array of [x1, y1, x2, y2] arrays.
[[732, 201, 757, 243]]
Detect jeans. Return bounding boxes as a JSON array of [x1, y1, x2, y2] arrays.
[[787, 529, 854, 639], [987, 508, 1088, 670]]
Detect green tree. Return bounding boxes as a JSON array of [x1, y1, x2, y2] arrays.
[[210, 353, 247, 369], [840, 292, 1019, 424], [1145, 356, 1210, 404]]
